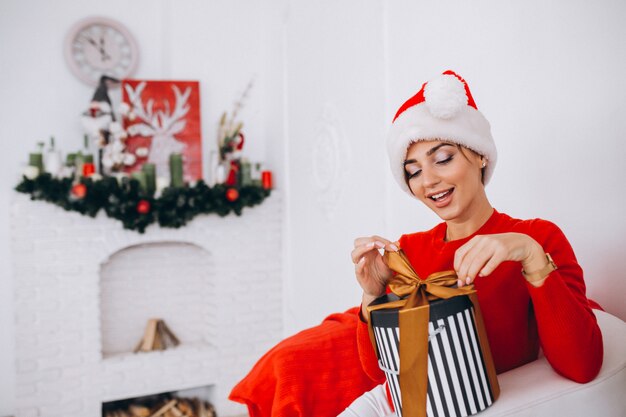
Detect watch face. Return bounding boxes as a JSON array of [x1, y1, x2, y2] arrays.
[[65, 17, 139, 86]]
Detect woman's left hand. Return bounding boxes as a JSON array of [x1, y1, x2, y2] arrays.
[[453, 232, 546, 287]]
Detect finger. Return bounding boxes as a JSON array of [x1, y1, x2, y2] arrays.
[[355, 257, 385, 296], [350, 241, 377, 264], [461, 240, 507, 284], [455, 245, 476, 285], [353, 237, 395, 262], [478, 255, 502, 278], [355, 256, 366, 274], [463, 251, 494, 284], [383, 242, 399, 252], [454, 236, 482, 272], [351, 240, 390, 264], [354, 236, 375, 247], [455, 237, 488, 285], [354, 235, 393, 248], [478, 245, 507, 277]]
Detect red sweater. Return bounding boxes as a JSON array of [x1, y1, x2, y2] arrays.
[[357, 210, 603, 386], [230, 210, 603, 417]]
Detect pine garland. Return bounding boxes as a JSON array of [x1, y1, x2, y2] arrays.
[[15, 174, 271, 233]]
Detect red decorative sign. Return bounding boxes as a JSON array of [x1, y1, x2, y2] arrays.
[[122, 80, 202, 180]]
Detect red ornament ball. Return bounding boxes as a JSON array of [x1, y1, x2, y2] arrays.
[[226, 188, 239, 202], [136, 200, 151, 214], [71, 183, 87, 199]]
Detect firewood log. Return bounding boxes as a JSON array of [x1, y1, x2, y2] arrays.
[[135, 319, 159, 352], [160, 320, 181, 346], [149, 399, 177, 417], [129, 405, 151, 417], [170, 405, 184, 417], [177, 399, 194, 417]]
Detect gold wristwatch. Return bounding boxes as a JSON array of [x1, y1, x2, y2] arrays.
[[522, 253, 557, 283]]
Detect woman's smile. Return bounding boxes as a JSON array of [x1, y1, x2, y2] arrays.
[[427, 187, 455, 207]]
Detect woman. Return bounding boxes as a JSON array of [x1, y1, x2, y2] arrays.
[[342, 70, 603, 416]]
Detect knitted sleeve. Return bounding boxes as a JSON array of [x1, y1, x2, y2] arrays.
[[521, 219, 603, 382], [356, 308, 387, 384]]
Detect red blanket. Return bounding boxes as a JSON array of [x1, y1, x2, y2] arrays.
[[229, 307, 377, 417]]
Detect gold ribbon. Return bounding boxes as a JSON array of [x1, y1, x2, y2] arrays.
[[366, 250, 500, 417]]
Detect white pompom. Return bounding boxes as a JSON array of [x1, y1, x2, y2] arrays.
[[424, 74, 467, 119], [123, 153, 137, 166]]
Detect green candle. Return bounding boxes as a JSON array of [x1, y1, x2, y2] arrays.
[[252, 162, 263, 186], [29, 153, 44, 172], [66, 153, 76, 167], [142, 163, 156, 195], [169, 153, 184, 187], [131, 171, 148, 193], [240, 159, 252, 186]]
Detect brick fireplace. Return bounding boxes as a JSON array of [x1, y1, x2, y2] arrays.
[[11, 193, 283, 417]]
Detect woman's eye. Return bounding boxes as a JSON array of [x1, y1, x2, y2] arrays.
[[407, 169, 421, 179], [436, 155, 453, 165]]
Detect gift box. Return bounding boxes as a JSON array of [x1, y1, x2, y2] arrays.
[[367, 250, 500, 417]]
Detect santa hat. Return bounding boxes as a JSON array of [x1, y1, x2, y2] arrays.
[[386, 70, 497, 195]]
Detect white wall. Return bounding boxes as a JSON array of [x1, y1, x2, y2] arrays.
[[282, 0, 387, 332]]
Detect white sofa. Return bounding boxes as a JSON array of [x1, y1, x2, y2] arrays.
[[479, 310, 626, 416]]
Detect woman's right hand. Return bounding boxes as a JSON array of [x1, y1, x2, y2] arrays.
[[352, 236, 398, 319]]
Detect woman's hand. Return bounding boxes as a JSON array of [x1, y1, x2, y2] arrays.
[[454, 232, 546, 287], [352, 236, 398, 320]]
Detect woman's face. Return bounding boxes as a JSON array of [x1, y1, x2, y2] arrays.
[[404, 140, 485, 223]]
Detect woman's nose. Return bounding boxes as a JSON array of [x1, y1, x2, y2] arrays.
[[421, 166, 440, 188]]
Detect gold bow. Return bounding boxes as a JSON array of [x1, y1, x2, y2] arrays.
[[366, 250, 499, 417]]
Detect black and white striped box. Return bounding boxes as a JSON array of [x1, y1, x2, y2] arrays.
[[370, 294, 497, 417]]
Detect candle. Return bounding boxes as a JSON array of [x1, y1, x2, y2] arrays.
[[66, 153, 77, 167], [29, 153, 44, 172], [225, 160, 239, 186], [251, 163, 262, 186], [216, 163, 227, 184], [82, 162, 96, 177], [169, 153, 184, 187], [252, 163, 262, 180], [207, 150, 219, 187], [142, 163, 156, 195], [132, 171, 148, 193], [261, 170, 273, 190], [45, 151, 63, 176], [240, 159, 252, 186]]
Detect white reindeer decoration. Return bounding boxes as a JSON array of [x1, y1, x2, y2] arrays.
[[125, 82, 191, 178]]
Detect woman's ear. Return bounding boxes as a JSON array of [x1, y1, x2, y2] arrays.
[[479, 157, 487, 184]]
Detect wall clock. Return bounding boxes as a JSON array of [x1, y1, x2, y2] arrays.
[[64, 16, 139, 86]]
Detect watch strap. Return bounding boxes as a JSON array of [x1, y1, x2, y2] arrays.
[[522, 253, 557, 283]]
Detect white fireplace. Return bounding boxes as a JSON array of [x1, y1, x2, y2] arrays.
[[11, 193, 283, 417]]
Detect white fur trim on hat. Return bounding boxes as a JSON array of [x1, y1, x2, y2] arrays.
[[387, 87, 497, 196]]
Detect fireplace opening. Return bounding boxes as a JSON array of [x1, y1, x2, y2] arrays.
[[100, 242, 215, 358], [102, 385, 216, 417]]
